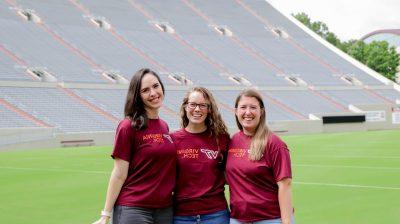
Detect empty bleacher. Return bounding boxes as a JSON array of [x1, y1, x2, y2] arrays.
[[0, 0, 399, 138], [0, 103, 38, 128], [319, 89, 392, 106], [0, 87, 117, 132]]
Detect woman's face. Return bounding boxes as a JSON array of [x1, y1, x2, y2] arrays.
[[140, 73, 164, 112], [185, 91, 210, 126], [236, 96, 262, 135]]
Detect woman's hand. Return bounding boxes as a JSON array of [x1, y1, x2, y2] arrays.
[[92, 216, 110, 224]]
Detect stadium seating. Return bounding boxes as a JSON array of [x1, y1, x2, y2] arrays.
[[0, 103, 38, 128], [0, 0, 399, 134]]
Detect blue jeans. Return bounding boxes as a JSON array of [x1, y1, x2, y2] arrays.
[[173, 209, 229, 224], [230, 217, 295, 224]]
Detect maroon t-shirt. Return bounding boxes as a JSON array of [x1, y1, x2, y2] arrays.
[[112, 118, 176, 208], [226, 131, 292, 222], [171, 128, 229, 215]]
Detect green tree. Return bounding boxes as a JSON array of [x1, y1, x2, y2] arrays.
[[293, 12, 400, 81], [293, 13, 341, 47], [325, 32, 341, 46], [294, 12, 311, 28], [346, 41, 399, 81], [338, 39, 357, 53], [364, 41, 399, 81], [346, 40, 366, 62]]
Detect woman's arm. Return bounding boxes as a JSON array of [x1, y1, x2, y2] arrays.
[[277, 177, 293, 224], [92, 158, 129, 224]]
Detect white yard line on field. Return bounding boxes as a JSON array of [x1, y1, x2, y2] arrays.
[[294, 155, 400, 159], [294, 181, 400, 190], [293, 164, 400, 170], [0, 166, 108, 174]]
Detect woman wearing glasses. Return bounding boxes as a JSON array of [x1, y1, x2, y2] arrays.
[[171, 87, 230, 224], [226, 89, 294, 224]]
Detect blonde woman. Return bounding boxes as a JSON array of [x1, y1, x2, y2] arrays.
[[226, 89, 294, 224]]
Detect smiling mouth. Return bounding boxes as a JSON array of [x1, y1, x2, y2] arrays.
[[149, 96, 160, 103]]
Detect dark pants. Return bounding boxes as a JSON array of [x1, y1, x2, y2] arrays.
[[113, 205, 173, 224]]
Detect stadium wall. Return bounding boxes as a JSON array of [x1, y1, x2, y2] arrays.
[[0, 130, 113, 151], [350, 104, 400, 130], [2, 112, 399, 151]]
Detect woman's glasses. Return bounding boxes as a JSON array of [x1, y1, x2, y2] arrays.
[[186, 102, 209, 110]]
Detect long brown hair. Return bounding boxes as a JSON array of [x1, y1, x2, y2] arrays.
[[180, 87, 229, 138], [124, 68, 165, 130], [234, 89, 270, 161]]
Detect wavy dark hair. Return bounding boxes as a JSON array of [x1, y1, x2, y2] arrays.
[[180, 87, 229, 138], [124, 68, 165, 130]]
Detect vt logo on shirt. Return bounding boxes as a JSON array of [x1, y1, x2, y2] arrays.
[[200, 149, 219, 159]]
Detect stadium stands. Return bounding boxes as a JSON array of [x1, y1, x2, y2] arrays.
[[0, 103, 38, 128], [0, 86, 117, 132], [1, 0, 399, 144]]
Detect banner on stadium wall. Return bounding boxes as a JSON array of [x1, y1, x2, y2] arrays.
[[392, 107, 400, 124], [365, 111, 386, 122]]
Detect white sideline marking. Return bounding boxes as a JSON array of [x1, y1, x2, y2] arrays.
[[293, 164, 400, 170], [295, 155, 400, 159], [294, 181, 400, 190], [0, 166, 108, 174]]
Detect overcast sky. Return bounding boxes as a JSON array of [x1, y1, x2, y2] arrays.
[[267, 0, 400, 40]]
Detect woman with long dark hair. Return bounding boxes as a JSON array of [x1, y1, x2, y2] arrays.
[[226, 89, 294, 224], [93, 68, 176, 224], [171, 87, 230, 224]]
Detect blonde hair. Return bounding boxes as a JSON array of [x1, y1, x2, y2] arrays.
[[234, 89, 270, 161], [180, 87, 229, 138]]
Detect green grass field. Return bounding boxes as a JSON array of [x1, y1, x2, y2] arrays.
[[1, 130, 399, 223]]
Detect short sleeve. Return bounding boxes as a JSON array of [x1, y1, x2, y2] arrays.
[[267, 135, 292, 182], [111, 120, 135, 162]]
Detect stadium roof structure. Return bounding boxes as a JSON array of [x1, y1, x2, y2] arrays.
[[361, 29, 400, 52], [361, 29, 400, 39], [1, 0, 399, 143]]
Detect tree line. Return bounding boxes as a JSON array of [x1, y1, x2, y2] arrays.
[[293, 12, 399, 82]]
